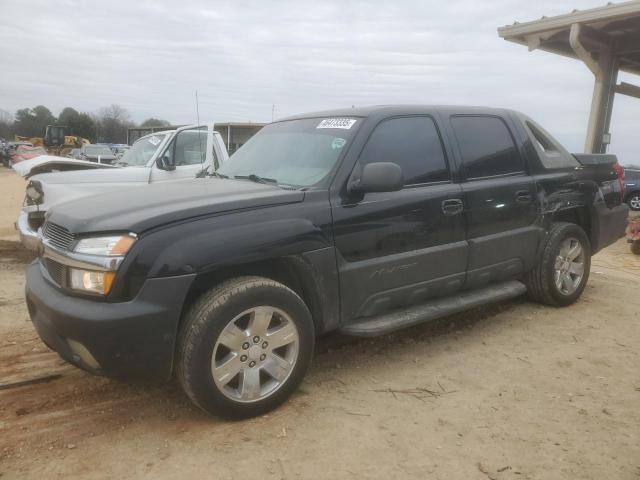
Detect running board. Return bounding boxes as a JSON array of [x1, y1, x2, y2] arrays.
[[339, 281, 527, 337]]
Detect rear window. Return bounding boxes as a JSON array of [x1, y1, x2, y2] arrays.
[[451, 116, 523, 179], [525, 121, 578, 169]]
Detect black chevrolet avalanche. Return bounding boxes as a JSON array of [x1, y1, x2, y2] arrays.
[[26, 106, 628, 418]]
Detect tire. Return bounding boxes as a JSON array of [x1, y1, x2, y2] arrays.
[[631, 240, 640, 255], [525, 222, 591, 307], [627, 192, 640, 211], [177, 276, 315, 419]]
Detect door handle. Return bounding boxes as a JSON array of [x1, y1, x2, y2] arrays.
[[442, 198, 464, 216], [515, 190, 532, 204]]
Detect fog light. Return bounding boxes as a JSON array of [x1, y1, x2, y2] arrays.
[[67, 339, 100, 370], [69, 268, 116, 295]]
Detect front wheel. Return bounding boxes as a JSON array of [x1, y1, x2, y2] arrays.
[[177, 276, 315, 418], [526, 222, 591, 307]]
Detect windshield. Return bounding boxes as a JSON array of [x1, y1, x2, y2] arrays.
[[217, 117, 359, 188], [117, 134, 166, 166]]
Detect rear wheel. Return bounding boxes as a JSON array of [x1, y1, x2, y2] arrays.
[[631, 240, 640, 255], [526, 222, 591, 307], [177, 276, 314, 418]]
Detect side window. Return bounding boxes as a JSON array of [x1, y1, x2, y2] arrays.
[[359, 116, 449, 185], [170, 128, 209, 166], [527, 121, 558, 153], [451, 116, 523, 179], [525, 121, 578, 169]]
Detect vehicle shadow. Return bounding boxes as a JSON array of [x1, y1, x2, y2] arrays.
[[0, 293, 530, 460]]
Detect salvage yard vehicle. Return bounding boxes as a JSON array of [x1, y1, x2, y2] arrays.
[[67, 148, 81, 159], [1, 141, 32, 167], [624, 167, 640, 211], [79, 144, 116, 164], [11, 145, 48, 164], [15, 125, 89, 157], [25, 106, 628, 418], [15, 124, 228, 250], [627, 216, 640, 254]]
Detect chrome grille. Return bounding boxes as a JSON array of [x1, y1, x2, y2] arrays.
[[43, 258, 66, 286], [42, 222, 74, 251]]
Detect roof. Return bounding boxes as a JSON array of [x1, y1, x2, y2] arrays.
[[498, 1, 640, 75], [215, 122, 266, 128], [279, 105, 518, 122]]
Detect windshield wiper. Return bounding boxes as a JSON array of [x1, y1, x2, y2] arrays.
[[208, 170, 229, 179], [234, 174, 278, 185]]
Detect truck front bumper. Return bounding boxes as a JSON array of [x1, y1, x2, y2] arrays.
[[16, 210, 40, 251], [25, 261, 195, 381]]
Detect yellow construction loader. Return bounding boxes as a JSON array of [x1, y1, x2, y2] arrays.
[[15, 125, 90, 157]]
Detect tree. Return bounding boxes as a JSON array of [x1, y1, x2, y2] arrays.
[[0, 120, 12, 140], [13, 105, 56, 137], [95, 104, 134, 143], [140, 117, 171, 128], [58, 107, 80, 126], [58, 107, 96, 142], [75, 113, 96, 142]]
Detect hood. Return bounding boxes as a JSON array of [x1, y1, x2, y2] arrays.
[[30, 164, 149, 184], [13, 155, 118, 178], [47, 178, 305, 234]]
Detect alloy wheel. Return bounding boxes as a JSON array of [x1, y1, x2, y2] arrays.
[[211, 306, 299, 403], [553, 237, 585, 295]]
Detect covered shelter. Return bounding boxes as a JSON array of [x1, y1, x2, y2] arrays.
[[498, 1, 640, 154]]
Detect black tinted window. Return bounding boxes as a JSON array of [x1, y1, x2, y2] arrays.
[[451, 116, 522, 178], [359, 116, 449, 185]]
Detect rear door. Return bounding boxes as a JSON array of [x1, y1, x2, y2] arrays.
[[331, 115, 467, 321], [447, 114, 541, 288]]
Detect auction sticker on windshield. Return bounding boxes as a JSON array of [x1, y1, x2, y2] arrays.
[[317, 118, 357, 129], [148, 136, 161, 146]]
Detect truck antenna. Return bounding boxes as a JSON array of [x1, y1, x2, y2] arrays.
[[195, 90, 205, 174]]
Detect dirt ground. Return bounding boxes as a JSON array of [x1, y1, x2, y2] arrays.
[[0, 167, 638, 480]]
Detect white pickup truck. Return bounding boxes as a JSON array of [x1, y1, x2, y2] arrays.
[[16, 124, 229, 250]]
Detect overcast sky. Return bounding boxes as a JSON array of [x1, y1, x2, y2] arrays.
[[0, 0, 637, 163]]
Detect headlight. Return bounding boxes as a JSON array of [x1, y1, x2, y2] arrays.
[[25, 180, 44, 205], [68, 233, 136, 295], [74, 234, 136, 256], [69, 269, 116, 295]]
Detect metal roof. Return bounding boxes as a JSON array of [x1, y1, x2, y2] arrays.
[[498, 1, 640, 75]]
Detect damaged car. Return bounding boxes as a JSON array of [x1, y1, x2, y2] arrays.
[[16, 124, 228, 250], [25, 106, 628, 418]]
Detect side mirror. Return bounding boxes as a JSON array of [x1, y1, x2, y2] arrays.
[[348, 162, 403, 195], [157, 154, 175, 171]]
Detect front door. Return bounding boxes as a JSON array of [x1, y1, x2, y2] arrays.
[[331, 115, 467, 321], [150, 126, 213, 182]]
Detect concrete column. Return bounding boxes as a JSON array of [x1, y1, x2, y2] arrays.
[[569, 23, 619, 154], [584, 53, 618, 153]]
